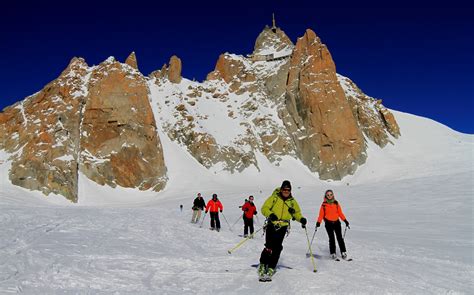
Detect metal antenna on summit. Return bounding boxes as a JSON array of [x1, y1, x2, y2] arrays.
[[271, 13, 277, 32]]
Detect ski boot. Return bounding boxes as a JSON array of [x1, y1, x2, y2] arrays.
[[265, 268, 276, 281], [258, 264, 267, 282]]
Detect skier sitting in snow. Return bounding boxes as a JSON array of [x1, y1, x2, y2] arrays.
[[258, 180, 307, 281], [241, 196, 257, 238], [191, 193, 206, 223], [205, 194, 224, 232], [316, 189, 350, 260]]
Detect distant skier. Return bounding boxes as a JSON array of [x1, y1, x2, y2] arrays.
[[241, 196, 257, 238], [258, 180, 307, 281], [180, 204, 183, 212], [191, 193, 206, 223], [316, 189, 350, 260], [205, 194, 224, 232]]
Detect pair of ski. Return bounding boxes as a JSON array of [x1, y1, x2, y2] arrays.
[[306, 252, 353, 261]]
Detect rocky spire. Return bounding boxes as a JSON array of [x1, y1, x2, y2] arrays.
[[168, 55, 182, 83], [125, 51, 138, 70], [150, 55, 182, 83]]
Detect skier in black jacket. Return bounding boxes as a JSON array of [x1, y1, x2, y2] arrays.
[[191, 193, 206, 223]]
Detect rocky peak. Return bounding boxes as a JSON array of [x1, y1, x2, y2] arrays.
[[125, 51, 138, 70], [252, 25, 294, 57], [283, 28, 367, 180], [150, 55, 182, 83]]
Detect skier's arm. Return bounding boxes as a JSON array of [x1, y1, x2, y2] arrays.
[[337, 203, 347, 221], [317, 205, 325, 223], [261, 196, 275, 218], [292, 200, 304, 222]]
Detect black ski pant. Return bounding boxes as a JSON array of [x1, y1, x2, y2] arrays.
[[243, 216, 254, 236], [324, 220, 346, 254], [259, 222, 287, 269], [210, 212, 221, 229]]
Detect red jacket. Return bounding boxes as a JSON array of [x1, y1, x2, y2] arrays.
[[241, 201, 257, 219], [206, 199, 223, 213], [317, 201, 346, 223]]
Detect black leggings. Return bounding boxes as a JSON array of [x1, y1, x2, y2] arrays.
[[243, 216, 254, 235], [210, 212, 221, 229], [325, 220, 346, 254], [259, 222, 287, 269]]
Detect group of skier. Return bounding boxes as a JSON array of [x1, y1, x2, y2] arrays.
[[189, 179, 351, 282]]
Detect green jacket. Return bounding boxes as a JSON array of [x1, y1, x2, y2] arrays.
[[261, 188, 304, 227]]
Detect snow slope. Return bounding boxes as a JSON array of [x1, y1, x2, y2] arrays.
[[0, 111, 472, 294]]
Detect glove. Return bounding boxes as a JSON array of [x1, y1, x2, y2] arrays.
[[316, 222, 321, 228], [254, 211, 257, 215], [205, 211, 208, 214], [300, 217, 307, 228], [244, 208, 248, 212], [288, 207, 295, 214], [269, 213, 278, 221], [344, 220, 350, 227], [220, 210, 223, 213]]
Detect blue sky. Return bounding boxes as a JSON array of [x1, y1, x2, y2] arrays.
[[1, 0, 472, 133]]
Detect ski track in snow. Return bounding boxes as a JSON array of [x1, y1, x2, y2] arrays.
[[0, 171, 473, 294], [0, 111, 473, 293]]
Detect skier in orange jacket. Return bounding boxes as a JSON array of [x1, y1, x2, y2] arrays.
[[205, 194, 224, 231], [316, 189, 350, 260]]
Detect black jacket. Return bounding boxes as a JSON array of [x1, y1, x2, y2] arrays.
[[193, 197, 206, 210]]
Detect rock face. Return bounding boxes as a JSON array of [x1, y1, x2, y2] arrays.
[[0, 56, 167, 202], [283, 29, 366, 179], [80, 57, 167, 191], [0, 58, 90, 202], [0, 22, 401, 201]]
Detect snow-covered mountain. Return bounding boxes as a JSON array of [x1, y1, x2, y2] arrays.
[[0, 24, 402, 202]]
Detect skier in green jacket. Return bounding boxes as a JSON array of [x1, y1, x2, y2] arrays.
[[257, 180, 307, 281]]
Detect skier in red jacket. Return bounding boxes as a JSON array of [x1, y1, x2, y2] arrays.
[[241, 195, 257, 237], [205, 194, 224, 232]]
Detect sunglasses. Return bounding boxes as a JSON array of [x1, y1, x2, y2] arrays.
[[326, 194, 333, 197], [281, 188, 291, 192]]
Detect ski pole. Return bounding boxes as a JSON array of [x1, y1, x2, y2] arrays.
[[343, 224, 350, 239], [304, 227, 318, 273], [221, 212, 232, 232], [306, 227, 317, 255], [255, 215, 261, 227], [199, 212, 207, 228], [230, 215, 242, 231], [227, 226, 264, 254]]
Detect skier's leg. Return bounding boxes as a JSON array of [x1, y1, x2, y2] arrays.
[[210, 212, 216, 229], [216, 213, 221, 229], [325, 221, 336, 254], [334, 220, 347, 253], [259, 223, 275, 265], [249, 218, 254, 235], [267, 225, 287, 269], [244, 217, 249, 236], [196, 209, 202, 222], [191, 210, 197, 223]]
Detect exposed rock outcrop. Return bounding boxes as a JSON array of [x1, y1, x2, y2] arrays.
[[283, 29, 366, 180]]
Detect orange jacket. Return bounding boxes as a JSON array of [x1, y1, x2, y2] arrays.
[[317, 201, 346, 223], [206, 199, 223, 213]]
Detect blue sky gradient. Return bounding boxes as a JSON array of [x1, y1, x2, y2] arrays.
[[1, 0, 472, 133]]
